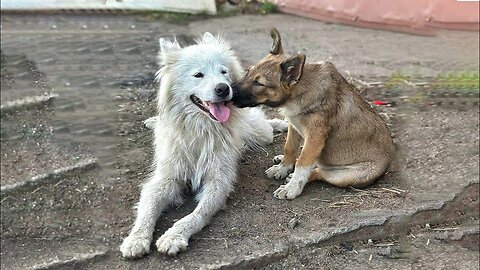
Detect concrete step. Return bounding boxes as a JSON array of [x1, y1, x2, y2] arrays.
[[264, 220, 479, 270]]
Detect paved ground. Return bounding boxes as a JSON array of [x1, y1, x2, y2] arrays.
[[0, 12, 479, 269]]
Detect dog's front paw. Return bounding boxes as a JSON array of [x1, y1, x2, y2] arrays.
[[285, 173, 293, 183], [273, 155, 284, 165], [144, 116, 159, 129], [266, 164, 293, 180], [156, 232, 188, 256], [120, 234, 152, 259], [267, 119, 288, 133], [273, 183, 303, 200]]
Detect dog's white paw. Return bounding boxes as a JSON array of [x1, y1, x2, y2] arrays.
[[144, 116, 159, 129], [273, 155, 284, 165], [285, 173, 294, 183], [266, 164, 293, 180], [120, 234, 151, 259], [267, 119, 288, 133], [156, 232, 188, 256], [273, 183, 303, 200]]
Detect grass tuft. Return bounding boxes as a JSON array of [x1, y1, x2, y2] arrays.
[[259, 1, 278, 14], [432, 72, 479, 90], [384, 71, 479, 91]]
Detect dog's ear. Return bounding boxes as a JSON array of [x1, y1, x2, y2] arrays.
[[280, 54, 306, 87], [158, 38, 181, 66], [202, 32, 216, 44], [159, 38, 181, 53], [270, 28, 284, 55]]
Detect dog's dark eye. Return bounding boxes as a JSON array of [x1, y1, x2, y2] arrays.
[[193, 72, 204, 78], [221, 70, 228, 74], [253, 80, 264, 87]]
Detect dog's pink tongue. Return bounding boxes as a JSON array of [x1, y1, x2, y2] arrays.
[[208, 102, 230, 123]]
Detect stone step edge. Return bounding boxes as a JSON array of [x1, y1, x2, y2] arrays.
[[0, 93, 58, 114], [208, 181, 479, 270], [31, 250, 108, 270], [0, 157, 97, 195], [291, 181, 479, 248]]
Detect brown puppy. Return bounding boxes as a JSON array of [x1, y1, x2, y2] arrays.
[[232, 28, 395, 200]]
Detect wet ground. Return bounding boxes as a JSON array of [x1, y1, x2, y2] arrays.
[[0, 13, 479, 269]]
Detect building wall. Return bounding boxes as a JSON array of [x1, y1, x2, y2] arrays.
[[275, 0, 479, 35]]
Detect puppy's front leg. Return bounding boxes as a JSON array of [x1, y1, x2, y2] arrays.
[[156, 164, 235, 256], [266, 124, 302, 180], [274, 120, 328, 200], [120, 171, 182, 259]]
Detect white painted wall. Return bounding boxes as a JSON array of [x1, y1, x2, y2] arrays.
[[1, 0, 217, 14]]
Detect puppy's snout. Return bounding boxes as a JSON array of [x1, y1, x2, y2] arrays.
[[215, 83, 230, 98], [231, 83, 239, 97]]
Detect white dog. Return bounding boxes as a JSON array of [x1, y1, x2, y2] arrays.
[[120, 32, 286, 258]]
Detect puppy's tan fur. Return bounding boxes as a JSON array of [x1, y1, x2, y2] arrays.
[[232, 28, 395, 200]]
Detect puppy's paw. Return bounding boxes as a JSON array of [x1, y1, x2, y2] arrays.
[[285, 173, 293, 183], [120, 234, 151, 259], [156, 232, 188, 256], [144, 116, 159, 129], [273, 155, 284, 165], [273, 183, 303, 200], [265, 164, 293, 180]]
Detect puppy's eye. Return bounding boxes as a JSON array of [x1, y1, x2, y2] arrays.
[[253, 80, 264, 87], [221, 69, 228, 74], [193, 72, 204, 78], [245, 67, 251, 74]]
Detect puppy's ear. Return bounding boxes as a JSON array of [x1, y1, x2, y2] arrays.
[[270, 28, 284, 55], [159, 38, 181, 53], [202, 32, 216, 44], [280, 54, 306, 87]]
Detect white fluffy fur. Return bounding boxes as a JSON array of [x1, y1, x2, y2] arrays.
[[120, 33, 286, 258]]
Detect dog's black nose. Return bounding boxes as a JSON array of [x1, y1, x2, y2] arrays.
[[215, 83, 230, 98]]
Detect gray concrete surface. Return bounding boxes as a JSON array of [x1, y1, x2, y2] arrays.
[[1, 12, 479, 269]]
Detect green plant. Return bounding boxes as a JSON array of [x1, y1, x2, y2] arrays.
[[259, 0, 277, 14], [384, 72, 410, 89], [433, 72, 479, 90]]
